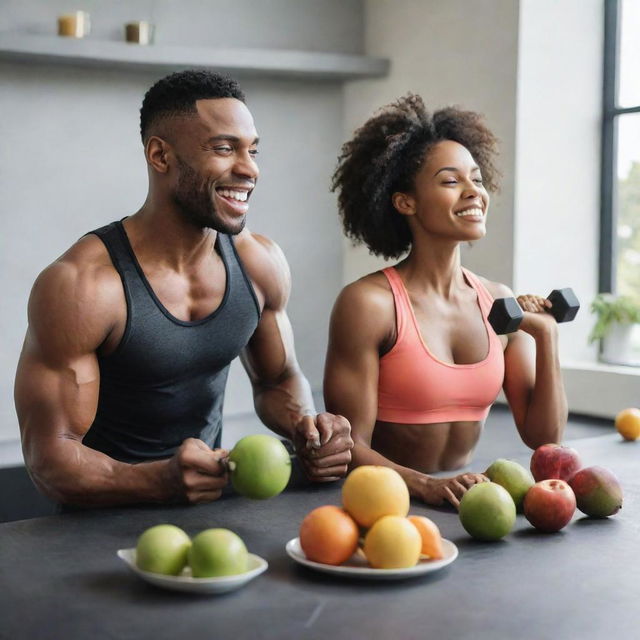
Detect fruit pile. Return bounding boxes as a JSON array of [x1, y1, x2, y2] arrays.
[[459, 443, 624, 540], [135, 524, 250, 577], [299, 465, 444, 569]]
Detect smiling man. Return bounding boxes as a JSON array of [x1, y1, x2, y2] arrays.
[[14, 70, 353, 508]]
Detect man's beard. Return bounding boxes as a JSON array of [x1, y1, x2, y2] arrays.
[[172, 156, 246, 235]]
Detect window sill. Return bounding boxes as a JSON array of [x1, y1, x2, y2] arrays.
[[562, 359, 640, 375], [496, 359, 638, 420]]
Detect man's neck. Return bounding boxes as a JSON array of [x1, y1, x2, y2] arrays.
[[124, 204, 217, 271]]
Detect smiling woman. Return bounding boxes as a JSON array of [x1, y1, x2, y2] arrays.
[[324, 94, 570, 509]]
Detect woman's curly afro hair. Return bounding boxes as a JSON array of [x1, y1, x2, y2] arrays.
[[331, 94, 500, 259]]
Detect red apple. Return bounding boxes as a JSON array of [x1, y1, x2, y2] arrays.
[[523, 479, 576, 532], [568, 466, 623, 518], [530, 443, 582, 482]]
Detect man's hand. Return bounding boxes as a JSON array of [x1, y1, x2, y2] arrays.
[[292, 413, 353, 482], [420, 473, 489, 509], [165, 438, 229, 503]]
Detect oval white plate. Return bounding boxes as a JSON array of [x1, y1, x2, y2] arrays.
[[285, 537, 458, 580], [117, 548, 268, 594]]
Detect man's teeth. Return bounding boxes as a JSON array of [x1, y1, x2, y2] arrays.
[[455, 208, 483, 217], [218, 189, 248, 202]]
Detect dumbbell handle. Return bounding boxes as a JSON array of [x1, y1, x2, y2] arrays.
[[488, 288, 580, 335]]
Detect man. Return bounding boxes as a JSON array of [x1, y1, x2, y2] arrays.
[[14, 70, 353, 507]]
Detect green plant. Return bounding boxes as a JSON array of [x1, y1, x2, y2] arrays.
[[588, 294, 640, 343]]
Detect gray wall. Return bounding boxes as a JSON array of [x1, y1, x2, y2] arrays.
[[0, 0, 364, 443], [514, 0, 602, 365], [343, 0, 520, 288], [348, 0, 637, 419]]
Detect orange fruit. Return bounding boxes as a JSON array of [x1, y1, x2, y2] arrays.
[[342, 466, 410, 528], [615, 408, 640, 441], [363, 515, 421, 569], [408, 515, 444, 560], [299, 505, 359, 565]]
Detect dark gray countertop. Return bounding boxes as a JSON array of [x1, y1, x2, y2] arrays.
[[1, 434, 637, 640]]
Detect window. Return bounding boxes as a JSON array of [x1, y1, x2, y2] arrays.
[[600, 0, 640, 302]]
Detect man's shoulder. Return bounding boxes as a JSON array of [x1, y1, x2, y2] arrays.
[[232, 229, 289, 308], [32, 232, 123, 316], [46, 232, 118, 283], [233, 228, 286, 270], [24, 232, 125, 357]]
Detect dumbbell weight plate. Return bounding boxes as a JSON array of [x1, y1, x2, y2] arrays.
[[488, 297, 524, 335], [547, 288, 580, 323]]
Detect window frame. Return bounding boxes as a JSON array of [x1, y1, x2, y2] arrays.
[[600, 0, 640, 293]]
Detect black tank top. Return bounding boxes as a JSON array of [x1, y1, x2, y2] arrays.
[[82, 220, 260, 462]]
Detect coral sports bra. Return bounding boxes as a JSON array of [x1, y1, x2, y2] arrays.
[[377, 266, 505, 425]]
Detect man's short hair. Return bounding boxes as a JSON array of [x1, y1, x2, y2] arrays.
[[140, 69, 245, 142]]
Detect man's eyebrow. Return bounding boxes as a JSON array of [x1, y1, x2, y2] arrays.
[[434, 165, 480, 176], [206, 135, 260, 145]]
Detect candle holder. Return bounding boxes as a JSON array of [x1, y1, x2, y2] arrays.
[[125, 21, 155, 45], [57, 11, 91, 38]]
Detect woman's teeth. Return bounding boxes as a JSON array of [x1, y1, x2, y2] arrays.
[[455, 208, 483, 217]]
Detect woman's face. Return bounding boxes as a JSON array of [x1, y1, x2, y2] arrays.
[[393, 139, 490, 242]]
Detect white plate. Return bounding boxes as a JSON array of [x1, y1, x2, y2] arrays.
[[285, 537, 458, 580], [117, 548, 268, 594]]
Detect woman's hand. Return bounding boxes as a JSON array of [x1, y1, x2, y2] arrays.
[[516, 294, 558, 336], [420, 473, 489, 509]]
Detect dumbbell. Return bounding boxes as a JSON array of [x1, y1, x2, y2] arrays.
[[488, 288, 580, 335]]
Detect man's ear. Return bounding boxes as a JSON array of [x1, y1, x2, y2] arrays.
[[391, 192, 416, 217], [145, 136, 171, 173]]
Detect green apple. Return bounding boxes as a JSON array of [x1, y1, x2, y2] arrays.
[[136, 524, 191, 575], [228, 434, 292, 499], [188, 528, 249, 577], [485, 458, 535, 511], [459, 482, 516, 541]]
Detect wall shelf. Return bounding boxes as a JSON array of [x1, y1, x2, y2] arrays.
[[0, 33, 389, 80]]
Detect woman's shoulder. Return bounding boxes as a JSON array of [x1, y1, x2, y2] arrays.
[[464, 268, 514, 300], [331, 270, 396, 335], [336, 270, 395, 309]]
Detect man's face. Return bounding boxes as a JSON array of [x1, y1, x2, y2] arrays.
[[170, 98, 259, 234]]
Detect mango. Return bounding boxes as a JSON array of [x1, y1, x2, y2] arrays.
[[568, 466, 623, 518]]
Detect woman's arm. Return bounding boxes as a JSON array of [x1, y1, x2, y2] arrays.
[[487, 282, 568, 448]]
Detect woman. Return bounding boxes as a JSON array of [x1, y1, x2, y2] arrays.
[[324, 95, 567, 508]]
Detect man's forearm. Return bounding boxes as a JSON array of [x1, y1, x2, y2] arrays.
[[252, 370, 316, 440], [28, 439, 176, 507]]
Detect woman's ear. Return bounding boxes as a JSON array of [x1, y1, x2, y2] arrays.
[[392, 192, 416, 217]]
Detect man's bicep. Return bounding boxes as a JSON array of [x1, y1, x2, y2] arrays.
[[241, 307, 299, 385], [16, 264, 109, 463], [16, 332, 101, 457]]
